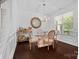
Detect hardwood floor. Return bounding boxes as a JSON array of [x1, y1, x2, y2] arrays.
[[13, 41, 78, 59]]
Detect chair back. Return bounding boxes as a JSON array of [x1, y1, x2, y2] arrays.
[[48, 30, 55, 39]]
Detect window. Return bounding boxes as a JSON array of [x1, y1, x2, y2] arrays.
[[55, 15, 63, 34], [63, 16, 73, 34], [54, 11, 73, 35]]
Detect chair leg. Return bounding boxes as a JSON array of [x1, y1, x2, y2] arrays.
[[52, 42, 54, 49], [48, 45, 49, 51], [29, 42, 31, 50]]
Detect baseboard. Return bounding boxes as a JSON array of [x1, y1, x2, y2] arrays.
[[57, 40, 78, 48]]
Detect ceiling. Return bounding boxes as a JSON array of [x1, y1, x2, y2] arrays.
[[17, 0, 77, 15]]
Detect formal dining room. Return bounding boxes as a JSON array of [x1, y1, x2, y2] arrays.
[[0, 0, 78, 59]]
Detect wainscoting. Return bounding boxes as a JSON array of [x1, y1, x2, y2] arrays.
[[0, 32, 17, 59]]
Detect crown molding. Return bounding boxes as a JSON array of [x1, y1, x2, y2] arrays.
[[0, 0, 7, 4]]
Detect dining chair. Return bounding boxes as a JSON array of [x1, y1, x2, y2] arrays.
[[47, 30, 56, 50], [37, 30, 56, 50]]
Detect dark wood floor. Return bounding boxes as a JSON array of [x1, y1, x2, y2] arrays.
[[13, 41, 78, 59]]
